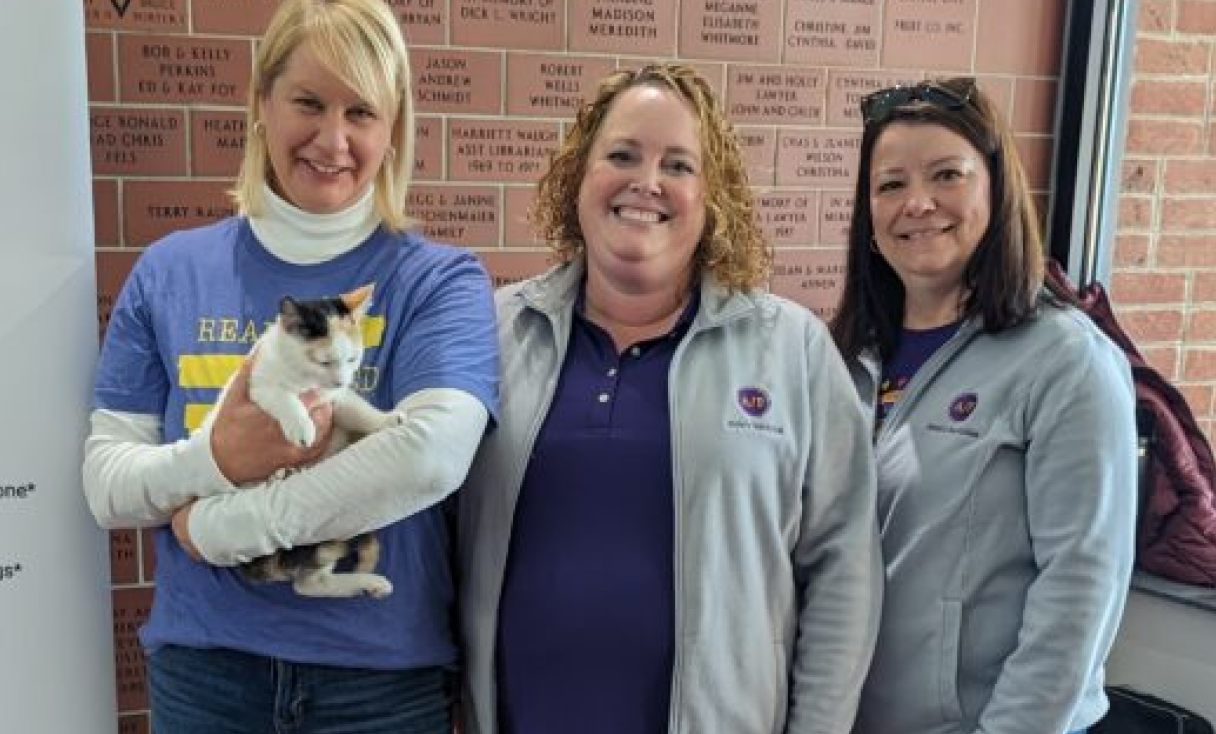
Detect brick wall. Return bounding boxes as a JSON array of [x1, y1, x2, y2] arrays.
[[84, 1, 1065, 731], [1116, 0, 1216, 443]]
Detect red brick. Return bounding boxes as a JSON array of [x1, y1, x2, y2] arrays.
[[1125, 118, 1205, 155], [93, 179, 121, 247], [1187, 309, 1216, 340], [1196, 272, 1216, 301], [87, 33, 116, 102], [1134, 38, 1210, 75], [1130, 79, 1208, 116], [1164, 158, 1216, 194], [118, 712, 150, 734], [110, 530, 139, 585], [1114, 234, 1150, 267], [1121, 158, 1159, 194], [1179, 383, 1215, 416], [112, 587, 154, 712], [1142, 345, 1182, 379], [1162, 197, 1216, 230], [1157, 234, 1216, 266], [1111, 271, 1188, 304], [1118, 195, 1155, 229], [1116, 308, 1185, 342], [1138, 0, 1175, 33], [1179, 0, 1216, 33], [1184, 348, 1216, 380]]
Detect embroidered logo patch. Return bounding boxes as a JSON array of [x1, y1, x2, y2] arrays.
[[737, 387, 770, 417], [948, 392, 978, 422]]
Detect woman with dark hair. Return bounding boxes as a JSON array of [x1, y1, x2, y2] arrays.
[[832, 78, 1137, 734]]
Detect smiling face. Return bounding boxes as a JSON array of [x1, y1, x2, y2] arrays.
[[576, 84, 707, 292], [257, 43, 393, 215], [869, 121, 991, 311]]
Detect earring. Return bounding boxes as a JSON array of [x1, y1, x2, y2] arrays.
[[251, 120, 265, 137]]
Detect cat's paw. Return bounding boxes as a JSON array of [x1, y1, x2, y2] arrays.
[[279, 415, 317, 447], [364, 576, 393, 598]]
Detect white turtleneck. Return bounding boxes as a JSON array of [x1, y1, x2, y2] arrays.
[[248, 184, 380, 264]]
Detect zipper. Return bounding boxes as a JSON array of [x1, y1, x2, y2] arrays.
[[875, 322, 977, 446]]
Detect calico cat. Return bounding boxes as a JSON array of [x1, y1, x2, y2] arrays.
[[206, 284, 397, 599]]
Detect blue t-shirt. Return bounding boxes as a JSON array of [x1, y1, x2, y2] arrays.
[[94, 217, 498, 669], [876, 321, 961, 434]]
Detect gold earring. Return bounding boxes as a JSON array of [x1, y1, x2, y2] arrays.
[[252, 120, 265, 137]]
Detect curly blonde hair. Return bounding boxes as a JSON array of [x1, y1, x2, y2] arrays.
[[532, 63, 771, 290]]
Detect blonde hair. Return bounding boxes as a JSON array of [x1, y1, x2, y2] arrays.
[[532, 63, 771, 290], [231, 0, 415, 231]]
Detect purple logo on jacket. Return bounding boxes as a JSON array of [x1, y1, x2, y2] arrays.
[[948, 392, 978, 422], [737, 387, 770, 417]]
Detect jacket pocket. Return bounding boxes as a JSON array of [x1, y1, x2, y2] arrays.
[[939, 600, 964, 722]]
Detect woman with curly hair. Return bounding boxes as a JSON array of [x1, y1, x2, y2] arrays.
[[458, 62, 882, 734]]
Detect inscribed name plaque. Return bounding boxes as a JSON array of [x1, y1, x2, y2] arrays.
[[770, 250, 847, 319], [118, 714, 150, 734], [414, 117, 441, 180], [826, 71, 917, 127], [449, 120, 560, 183], [407, 185, 500, 248], [479, 251, 551, 289], [727, 66, 825, 125], [191, 111, 245, 177], [755, 192, 819, 247], [110, 531, 139, 585], [191, 0, 277, 35], [112, 587, 154, 712], [453, 0, 563, 50], [784, 0, 879, 67], [118, 35, 250, 105], [412, 50, 502, 114], [776, 130, 860, 188], [91, 109, 187, 176], [882, 0, 976, 72], [820, 192, 853, 246], [84, 0, 186, 31], [568, 0, 675, 56], [506, 54, 615, 117], [124, 180, 236, 246], [679, 0, 781, 63], [736, 126, 777, 187], [389, 0, 447, 45]]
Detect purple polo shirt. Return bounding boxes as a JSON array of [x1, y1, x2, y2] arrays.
[[495, 289, 699, 734]]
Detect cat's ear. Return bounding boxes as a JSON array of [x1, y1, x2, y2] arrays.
[[341, 284, 374, 317], [278, 297, 303, 333]]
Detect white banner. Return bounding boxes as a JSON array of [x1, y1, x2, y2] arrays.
[[0, 3, 118, 733]]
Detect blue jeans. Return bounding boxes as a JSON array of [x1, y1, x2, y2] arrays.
[[148, 645, 452, 734]]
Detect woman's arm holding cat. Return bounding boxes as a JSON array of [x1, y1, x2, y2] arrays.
[[82, 409, 234, 528], [178, 386, 488, 565]]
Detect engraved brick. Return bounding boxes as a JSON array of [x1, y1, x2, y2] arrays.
[[88, 32, 117, 102], [453, 0, 564, 50], [413, 117, 442, 181], [112, 587, 155, 712], [1113, 234, 1149, 267], [775, 130, 859, 189], [1121, 158, 1159, 195], [478, 251, 552, 289], [391, 0, 448, 45], [110, 530, 139, 585], [97, 251, 142, 344], [819, 191, 853, 246], [118, 35, 251, 105], [770, 249, 847, 319], [679, 0, 781, 63], [85, 0, 187, 32], [727, 66, 825, 125], [1011, 78, 1057, 135], [191, 110, 245, 177], [504, 187, 543, 248], [882, 0, 975, 72], [94, 179, 121, 247], [449, 119, 560, 183], [118, 713, 150, 734], [736, 126, 776, 187], [976, 0, 1065, 75], [568, 0, 676, 56], [506, 54, 615, 117], [125, 180, 236, 246], [1119, 195, 1154, 229], [412, 49, 502, 114], [825, 70, 917, 128], [191, 0, 278, 34], [783, 0, 879, 68], [91, 107, 188, 176], [755, 191, 819, 248], [407, 185, 500, 248]]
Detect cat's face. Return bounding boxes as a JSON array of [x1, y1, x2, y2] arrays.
[[276, 285, 372, 390]]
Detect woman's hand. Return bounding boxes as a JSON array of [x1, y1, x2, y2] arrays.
[[209, 359, 334, 485]]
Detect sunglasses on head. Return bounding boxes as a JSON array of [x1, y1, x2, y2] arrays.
[[859, 79, 977, 127]]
